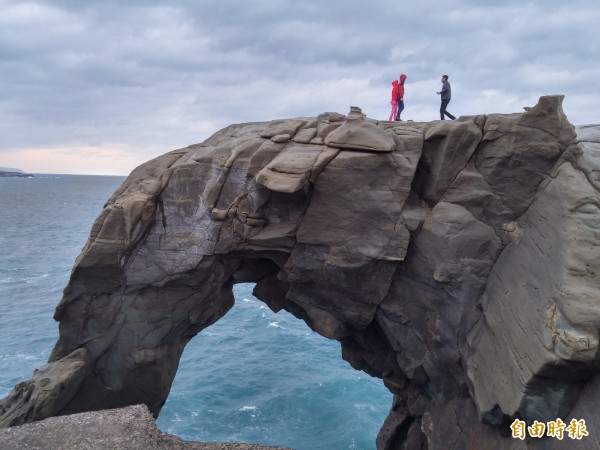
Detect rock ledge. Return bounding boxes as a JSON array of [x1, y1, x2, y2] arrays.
[[0, 404, 289, 450]]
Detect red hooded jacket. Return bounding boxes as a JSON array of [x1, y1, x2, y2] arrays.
[[397, 74, 406, 101], [391, 80, 398, 102]]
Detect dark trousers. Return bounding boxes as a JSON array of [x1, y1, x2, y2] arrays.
[[440, 99, 455, 120], [396, 100, 404, 119]]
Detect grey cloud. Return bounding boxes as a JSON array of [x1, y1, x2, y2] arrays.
[[1, 0, 599, 171]]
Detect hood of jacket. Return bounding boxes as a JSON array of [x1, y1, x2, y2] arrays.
[[392, 80, 399, 86]]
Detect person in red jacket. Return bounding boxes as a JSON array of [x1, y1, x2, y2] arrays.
[[395, 74, 407, 121], [389, 80, 398, 121]]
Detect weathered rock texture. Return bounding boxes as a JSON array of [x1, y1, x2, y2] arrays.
[[0, 404, 288, 450], [1, 97, 599, 449]]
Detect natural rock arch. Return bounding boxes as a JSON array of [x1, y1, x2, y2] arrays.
[[157, 280, 391, 445], [1, 97, 599, 449]]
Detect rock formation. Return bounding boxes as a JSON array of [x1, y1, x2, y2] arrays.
[[1, 96, 599, 449], [0, 404, 289, 450]]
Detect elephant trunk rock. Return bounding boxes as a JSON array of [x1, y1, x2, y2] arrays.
[[2, 98, 599, 450]]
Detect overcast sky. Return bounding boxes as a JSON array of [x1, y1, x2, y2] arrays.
[[1, 0, 599, 175]]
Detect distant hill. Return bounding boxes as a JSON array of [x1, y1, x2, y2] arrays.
[[0, 167, 33, 177]]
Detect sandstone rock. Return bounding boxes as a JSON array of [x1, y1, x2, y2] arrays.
[[0, 404, 289, 450], [0, 349, 89, 428], [324, 106, 396, 152], [464, 161, 600, 424], [1, 97, 598, 450], [290, 127, 316, 143], [576, 124, 600, 191], [258, 119, 306, 139], [255, 142, 338, 193], [414, 118, 482, 202]]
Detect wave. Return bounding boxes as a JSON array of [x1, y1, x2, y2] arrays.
[[238, 406, 257, 412], [0, 353, 38, 362]]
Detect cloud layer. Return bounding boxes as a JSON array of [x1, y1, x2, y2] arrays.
[[1, 0, 599, 174]]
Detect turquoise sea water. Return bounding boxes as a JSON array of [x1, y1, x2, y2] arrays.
[[0, 175, 391, 449]]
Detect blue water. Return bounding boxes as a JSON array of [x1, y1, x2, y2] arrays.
[[0, 175, 391, 449]]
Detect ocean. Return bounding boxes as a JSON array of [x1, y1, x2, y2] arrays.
[[0, 174, 391, 449]]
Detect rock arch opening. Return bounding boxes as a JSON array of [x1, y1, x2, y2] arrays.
[[156, 282, 392, 448]]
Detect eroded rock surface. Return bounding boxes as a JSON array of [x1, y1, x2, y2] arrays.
[[1, 97, 599, 449], [0, 404, 288, 450]]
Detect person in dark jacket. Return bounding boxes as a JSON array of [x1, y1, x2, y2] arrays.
[[436, 75, 456, 120], [395, 74, 407, 121]]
